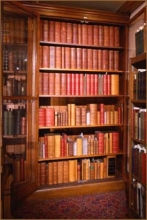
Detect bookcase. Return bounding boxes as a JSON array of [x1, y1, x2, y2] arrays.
[[1, 1, 39, 216], [128, 7, 146, 219]]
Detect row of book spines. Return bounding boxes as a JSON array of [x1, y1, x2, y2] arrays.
[[3, 16, 27, 44], [39, 104, 122, 127], [13, 158, 26, 183], [133, 71, 146, 100], [135, 27, 145, 56], [38, 157, 112, 186], [132, 109, 146, 141], [6, 144, 26, 155], [40, 19, 120, 47], [3, 48, 27, 71], [38, 132, 120, 159], [132, 148, 146, 185], [3, 78, 27, 96], [40, 46, 119, 71], [39, 73, 119, 96]]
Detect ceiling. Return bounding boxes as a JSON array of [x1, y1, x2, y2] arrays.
[[35, 1, 145, 14]]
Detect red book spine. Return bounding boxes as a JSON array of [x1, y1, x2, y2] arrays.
[[78, 24, 82, 44], [77, 48, 82, 69], [39, 107, 46, 127], [109, 26, 115, 46], [44, 135, 48, 158], [97, 49, 102, 70], [102, 50, 109, 70], [48, 73, 55, 95], [71, 73, 75, 95], [54, 73, 61, 95], [46, 107, 55, 126], [81, 24, 88, 45], [92, 49, 98, 70], [73, 23, 78, 44], [79, 74, 84, 95], [87, 49, 93, 69], [90, 74, 94, 95], [61, 73, 67, 95], [107, 74, 111, 95], [93, 25, 99, 45], [49, 20, 55, 42], [61, 22, 67, 43], [42, 46, 49, 68], [49, 46, 55, 68], [55, 21, 61, 42], [109, 50, 114, 70], [71, 48, 77, 69], [112, 132, 119, 153], [103, 74, 108, 95], [65, 47, 71, 69], [39, 72, 43, 95], [100, 103, 104, 124], [114, 51, 119, 70], [114, 26, 120, 47], [87, 25, 93, 45], [86, 74, 91, 95], [55, 47, 62, 68], [67, 22, 73, 43], [66, 73, 71, 95], [61, 47, 65, 69], [97, 132, 104, 154], [104, 26, 109, 46], [75, 73, 80, 95], [82, 48, 87, 69], [98, 25, 104, 46], [94, 74, 98, 95], [42, 19, 49, 41], [42, 72, 49, 95], [40, 46, 43, 67]]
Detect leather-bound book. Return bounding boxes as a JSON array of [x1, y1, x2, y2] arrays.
[[86, 74, 91, 95], [75, 106, 81, 126], [55, 47, 62, 68], [92, 49, 98, 70], [79, 73, 84, 95], [48, 162, 53, 185], [57, 161, 63, 184], [61, 47, 65, 69], [71, 47, 77, 69], [102, 50, 109, 70], [109, 26, 115, 47], [39, 107, 45, 127], [82, 48, 87, 69], [42, 72, 48, 95], [40, 162, 46, 185], [48, 73, 55, 95], [54, 73, 61, 95], [61, 22, 67, 43], [77, 47, 82, 69], [104, 26, 109, 46], [87, 25, 93, 45], [109, 50, 114, 70], [97, 49, 102, 70], [53, 161, 58, 184], [114, 26, 120, 47], [98, 25, 104, 46], [90, 162, 95, 180], [100, 103, 104, 124], [89, 103, 97, 125], [93, 25, 99, 45], [81, 24, 88, 45], [94, 74, 98, 95], [87, 49, 93, 69], [70, 104, 76, 126], [73, 23, 78, 44], [49, 46, 55, 68], [42, 19, 49, 41], [111, 74, 119, 95], [71, 73, 75, 95], [67, 22, 73, 43], [78, 23, 82, 44], [66, 73, 71, 95], [61, 73, 67, 95], [112, 132, 119, 153], [63, 161, 69, 183], [75, 73, 80, 95], [103, 74, 108, 95], [55, 21, 61, 42], [90, 74, 95, 95], [114, 51, 119, 70], [81, 106, 86, 125], [49, 20, 55, 42], [42, 46, 49, 68], [47, 133, 55, 158], [65, 47, 71, 69], [45, 107, 55, 126]]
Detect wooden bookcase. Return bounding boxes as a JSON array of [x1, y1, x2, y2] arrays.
[[128, 7, 146, 219]]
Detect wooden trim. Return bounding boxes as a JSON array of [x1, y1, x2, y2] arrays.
[[117, 1, 145, 14]]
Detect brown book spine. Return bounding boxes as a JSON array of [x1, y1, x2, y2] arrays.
[[75, 73, 80, 95], [97, 49, 102, 70], [103, 74, 108, 95], [54, 73, 61, 95], [55, 21, 61, 42], [82, 48, 87, 69], [61, 22, 67, 43], [114, 26, 120, 47], [92, 49, 98, 70], [42, 46, 49, 68], [98, 25, 104, 46], [39, 72, 43, 95], [81, 106, 86, 125], [65, 47, 71, 69], [67, 22, 73, 43], [109, 26, 115, 46], [55, 47, 62, 68], [63, 161, 69, 183], [70, 104, 76, 126], [73, 23, 78, 44], [49, 20, 55, 42], [111, 74, 119, 95], [107, 74, 111, 95], [48, 73, 55, 95], [39, 107, 45, 127], [77, 48, 82, 69], [79, 74, 84, 95], [57, 161, 63, 184], [71, 48, 77, 69], [93, 25, 99, 45], [43, 19, 49, 41], [42, 72, 49, 95], [40, 162, 46, 185], [78, 24, 82, 44], [76, 106, 81, 126], [104, 26, 109, 46], [90, 74, 95, 95], [61, 47, 65, 69], [89, 104, 97, 125], [114, 51, 119, 70], [61, 73, 67, 95], [48, 162, 53, 185], [53, 162, 58, 184], [81, 24, 88, 45], [86, 74, 91, 95], [109, 50, 114, 70], [66, 73, 71, 95], [87, 49, 93, 69], [49, 46, 55, 68], [102, 50, 109, 70], [87, 25, 93, 45], [100, 103, 104, 124]]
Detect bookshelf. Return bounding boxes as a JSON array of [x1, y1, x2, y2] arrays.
[[128, 7, 146, 219]]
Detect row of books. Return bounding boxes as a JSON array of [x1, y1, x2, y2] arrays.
[[133, 70, 146, 100], [132, 144, 146, 185], [3, 16, 27, 44], [131, 180, 146, 219], [38, 131, 120, 159], [39, 103, 122, 127], [40, 46, 120, 71], [40, 19, 120, 47], [38, 157, 116, 186], [132, 107, 146, 142], [13, 157, 26, 183], [3, 77, 27, 96], [3, 107, 26, 135], [3, 48, 27, 71], [6, 144, 26, 155], [39, 73, 119, 96], [135, 25, 145, 56]]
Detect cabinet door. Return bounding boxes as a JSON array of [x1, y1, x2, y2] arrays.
[[1, 1, 39, 208]]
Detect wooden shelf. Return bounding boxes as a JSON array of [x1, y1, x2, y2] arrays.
[[130, 53, 146, 69]]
